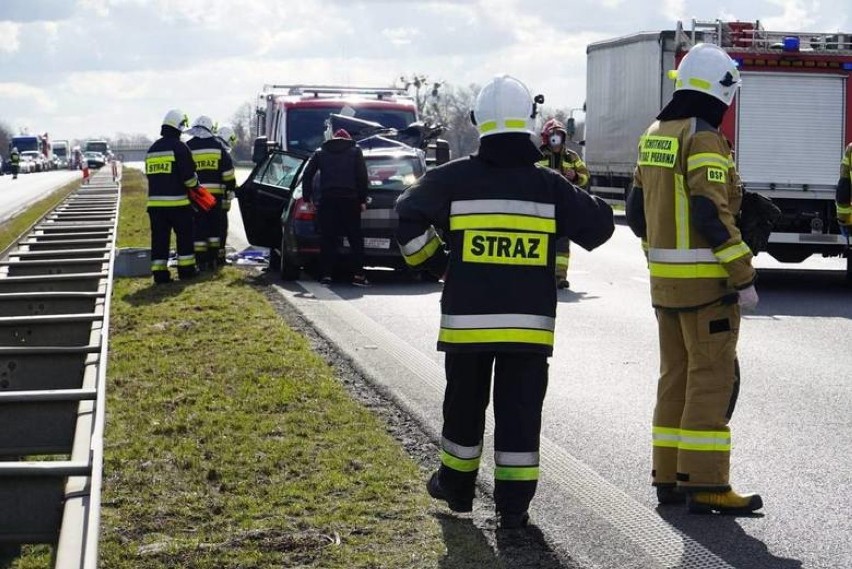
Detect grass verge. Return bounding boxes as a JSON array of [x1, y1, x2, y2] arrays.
[[101, 169, 446, 567]]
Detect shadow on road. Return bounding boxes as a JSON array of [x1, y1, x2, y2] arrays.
[[435, 512, 568, 569], [656, 506, 803, 569], [750, 268, 852, 318]]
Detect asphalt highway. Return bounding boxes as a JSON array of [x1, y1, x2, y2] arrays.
[[227, 164, 851, 569], [0, 169, 82, 225]]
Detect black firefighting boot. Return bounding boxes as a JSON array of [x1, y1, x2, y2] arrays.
[[687, 489, 763, 514], [426, 472, 473, 513], [497, 510, 530, 530], [177, 266, 198, 280], [207, 249, 220, 271], [656, 484, 686, 505], [556, 278, 570, 290], [152, 270, 172, 285]]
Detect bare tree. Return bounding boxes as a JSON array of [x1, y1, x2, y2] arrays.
[[230, 102, 254, 161]]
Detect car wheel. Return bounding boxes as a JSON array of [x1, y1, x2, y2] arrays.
[[280, 235, 300, 280]]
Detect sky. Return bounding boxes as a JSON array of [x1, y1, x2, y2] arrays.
[[0, 0, 849, 142]]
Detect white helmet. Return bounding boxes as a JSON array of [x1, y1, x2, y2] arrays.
[[216, 126, 237, 150], [671, 43, 742, 107], [162, 109, 189, 131], [471, 74, 537, 138], [186, 115, 216, 138]]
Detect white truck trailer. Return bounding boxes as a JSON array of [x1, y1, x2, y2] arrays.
[[584, 20, 852, 273]]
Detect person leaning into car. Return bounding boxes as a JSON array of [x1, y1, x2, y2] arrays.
[[301, 128, 370, 286]]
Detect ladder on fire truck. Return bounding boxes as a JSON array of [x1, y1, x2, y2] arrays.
[[679, 18, 852, 53]]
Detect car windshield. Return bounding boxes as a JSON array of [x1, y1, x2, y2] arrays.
[[85, 142, 109, 154], [286, 107, 417, 155], [366, 155, 423, 191]]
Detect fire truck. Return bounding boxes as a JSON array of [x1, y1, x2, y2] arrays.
[[255, 84, 449, 166], [584, 20, 852, 274]]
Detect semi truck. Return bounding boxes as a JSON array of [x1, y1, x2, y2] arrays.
[[52, 139, 69, 168], [584, 20, 852, 274]]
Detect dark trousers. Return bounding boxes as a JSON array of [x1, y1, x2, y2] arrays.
[[193, 201, 222, 268], [318, 197, 364, 278], [148, 206, 195, 281], [218, 204, 229, 261], [439, 351, 549, 515]]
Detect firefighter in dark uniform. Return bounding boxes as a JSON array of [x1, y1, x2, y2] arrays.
[[537, 118, 591, 289], [145, 109, 199, 284], [186, 115, 236, 270], [215, 125, 238, 264], [395, 75, 614, 529], [10, 147, 20, 179], [626, 43, 763, 514]]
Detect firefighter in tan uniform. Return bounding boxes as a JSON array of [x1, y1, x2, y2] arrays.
[[537, 119, 590, 289], [835, 143, 852, 227], [626, 43, 763, 514]]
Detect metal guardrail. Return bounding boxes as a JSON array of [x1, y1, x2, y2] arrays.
[[0, 167, 120, 567]]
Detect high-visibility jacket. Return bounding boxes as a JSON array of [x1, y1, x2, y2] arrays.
[[395, 135, 614, 355], [537, 146, 590, 189], [10, 150, 20, 165], [626, 117, 755, 309], [145, 133, 198, 208], [187, 137, 236, 197], [836, 143, 852, 225]]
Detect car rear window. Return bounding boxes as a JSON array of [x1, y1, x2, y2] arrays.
[[366, 156, 423, 191]]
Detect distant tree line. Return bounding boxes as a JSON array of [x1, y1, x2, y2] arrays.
[[0, 78, 579, 164]]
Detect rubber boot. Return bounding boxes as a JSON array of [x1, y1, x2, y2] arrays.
[[687, 489, 763, 514], [497, 510, 530, 530]]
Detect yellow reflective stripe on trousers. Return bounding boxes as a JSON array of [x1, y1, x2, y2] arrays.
[[686, 152, 729, 172], [555, 255, 570, 267], [494, 466, 539, 481], [151, 260, 168, 271], [837, 203, 852, 215], [652, 426, 681, 448], [649, 262, 729, 279], [147, 198, 191, 207], [715, 241, 751, 263], [177, 254, 195, 267], [439, 327, 554, 346], [450, 214, 555, 233], [674, 174, 689, 249], [653, 426, 731, 451], [441, 450, 480, 472]]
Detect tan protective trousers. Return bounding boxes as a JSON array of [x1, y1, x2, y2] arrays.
[[555, 237, 571, 280], [652, 301, 741, 490]]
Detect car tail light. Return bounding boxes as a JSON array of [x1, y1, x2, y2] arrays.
[[293, 198, 316, 221]]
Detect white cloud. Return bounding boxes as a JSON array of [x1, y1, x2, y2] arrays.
[[761, 0, 819, 29], [382, 27, 421, 46], [0, 82, 56, 113], [661, 0, 687, 21], [0, 23, 21, 54]]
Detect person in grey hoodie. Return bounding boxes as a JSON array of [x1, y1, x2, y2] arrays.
[[302, 129, 370, 286]]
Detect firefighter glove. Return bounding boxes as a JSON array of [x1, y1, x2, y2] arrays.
[[737, 284, 759, 311]]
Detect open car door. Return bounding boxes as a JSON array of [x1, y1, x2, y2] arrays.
[[236, 150, 307, 249]]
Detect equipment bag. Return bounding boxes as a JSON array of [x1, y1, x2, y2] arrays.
[[737, 191, 782, 255], [189, 185, 216, 212]]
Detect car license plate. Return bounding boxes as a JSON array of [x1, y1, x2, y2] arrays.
[[344, 237, 391, 249]]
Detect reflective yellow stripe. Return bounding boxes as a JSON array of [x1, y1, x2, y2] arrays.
[[715, 242, 751, 263], [462, 230, 548, 266], [649, 262, 729, 279], [576, 171, 589, 186], [177, 255, 195, 267], [674, 174, 689, 249], [688, 77, 712, 90], [652, 426, 681, 448], [555, 255, 570, 267], [687, 153, 729, 172], [438, 328, 554, 346], [151, 260, 168, 271], [147, 198, 191, 207], [145, 155, 174, 174], [478, 119, 528, 134], [441, 450, 480, 473], [494, 466, 539, 481], [679, 429, 731, 452], [450, 214, 555, 233], [402, 235, 441, 266], [837, 204, 852, 215], [841, 155, 850, 166]]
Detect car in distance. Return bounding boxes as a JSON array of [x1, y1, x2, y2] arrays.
[[84, 151, 106, 168]]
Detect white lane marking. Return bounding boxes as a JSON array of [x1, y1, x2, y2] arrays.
[[277, 280, 735, 569]]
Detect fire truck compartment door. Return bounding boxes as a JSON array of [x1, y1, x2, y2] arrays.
[[736, 72, 845, 189]]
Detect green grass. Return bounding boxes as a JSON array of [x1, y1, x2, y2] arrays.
[[100, 169, 447, 567]]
